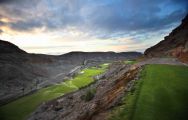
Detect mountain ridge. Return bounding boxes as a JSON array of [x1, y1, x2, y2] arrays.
[[144, 14, 188, 62], [0, 40, 27, 54]]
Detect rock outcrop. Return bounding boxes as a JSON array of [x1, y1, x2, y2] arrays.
[[144, 14, 188, 63]]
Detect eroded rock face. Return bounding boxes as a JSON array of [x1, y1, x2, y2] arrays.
[[144, 14, 188, 62], [28, 62, 141, 120]]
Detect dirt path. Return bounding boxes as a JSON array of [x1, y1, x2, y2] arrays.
[[136, 58, 187, 66]]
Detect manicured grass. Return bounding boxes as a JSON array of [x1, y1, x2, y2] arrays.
[[0, 65, 107, 120], [70, 67, 105, 88], [100, 63, 110, 68], [111, 64, 188, 120], [0, 84, 75, 120], [124, 60, 137, 65]]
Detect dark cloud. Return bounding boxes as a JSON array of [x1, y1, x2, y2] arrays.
[[0, 21, 5, 26], [0, 0, 20, 4], [86, 0, 187, 32], [9, 19, 43, 31], [0, 0, 37, 5], [0, 29, 3, 34], [0, 0, 187, 36]]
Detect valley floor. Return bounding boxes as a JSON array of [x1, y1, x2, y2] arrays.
[[0, 64, 108, 120]]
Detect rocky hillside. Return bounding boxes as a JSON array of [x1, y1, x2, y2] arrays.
[[29, 62, 141, 120], [0, 40, 142, 105], [0, 40, 26, 54], [144, 14, 188, 62], [60, 51, 142, 64], [0, 40, 58, 105]]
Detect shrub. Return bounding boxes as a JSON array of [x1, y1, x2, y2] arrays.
[[81, 88, 96, 101]]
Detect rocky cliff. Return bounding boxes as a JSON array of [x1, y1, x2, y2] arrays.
[[144, 14, 188, 62]]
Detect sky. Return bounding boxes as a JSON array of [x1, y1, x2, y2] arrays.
[[0, 0, 187, 55]]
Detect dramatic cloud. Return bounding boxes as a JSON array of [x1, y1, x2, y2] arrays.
[[0, 0, 187, 54], [0, 29, 3, 34]]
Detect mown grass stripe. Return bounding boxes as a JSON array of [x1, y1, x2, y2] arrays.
[[110, 64, 188, 120]]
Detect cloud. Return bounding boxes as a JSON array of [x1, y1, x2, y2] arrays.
[[86, 0, 187, 32], [0, 0, 188, 54], [0, 0, 21, 4], [0, 21, 5, 26], [0, 0, 187, 34], [9, 19, 43, 31], [0, 29, 3, 34]]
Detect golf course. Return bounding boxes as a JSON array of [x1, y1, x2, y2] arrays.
[[0, 64, 108, 120], [111, 64, 188, 120]]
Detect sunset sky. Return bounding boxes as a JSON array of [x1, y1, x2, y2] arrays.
[[0, 0, 187, 54]]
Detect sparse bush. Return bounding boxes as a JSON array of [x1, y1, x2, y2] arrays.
[[81, 88, 96, 101]]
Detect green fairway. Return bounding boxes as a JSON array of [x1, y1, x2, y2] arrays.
[[0, 64, 107, 120], [124, 60, 137, 65], [111, 64, 188, 120]]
